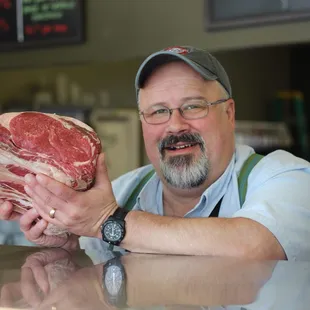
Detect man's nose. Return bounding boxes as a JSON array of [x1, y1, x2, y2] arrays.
[[166, 109, 190, 133]]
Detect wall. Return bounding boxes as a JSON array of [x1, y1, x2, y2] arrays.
[[0, 46, 290, 121], [214, 46, 291, 120], [120, 0, 310, 59], [0, 58, 143, 109], [0, 0, 309, 69]]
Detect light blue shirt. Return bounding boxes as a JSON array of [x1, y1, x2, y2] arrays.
[[80, 144, 310, 261]]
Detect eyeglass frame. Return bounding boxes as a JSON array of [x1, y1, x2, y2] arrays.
[[138, 98, 230, 125]]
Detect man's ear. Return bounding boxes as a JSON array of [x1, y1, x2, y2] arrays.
[[225, 99, 235, 128]]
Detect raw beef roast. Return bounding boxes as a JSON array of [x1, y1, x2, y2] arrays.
[[0, 112, 101, 235]]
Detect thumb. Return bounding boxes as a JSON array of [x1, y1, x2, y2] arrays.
[[93, 153, 111, 190]]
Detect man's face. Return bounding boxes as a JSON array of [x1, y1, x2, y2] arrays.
[[139, 62, 235, 189]]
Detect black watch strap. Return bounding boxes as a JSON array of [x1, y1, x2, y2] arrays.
[[112, 207, 129, 220]]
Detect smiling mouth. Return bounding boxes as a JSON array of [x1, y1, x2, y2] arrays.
[[165, 142, 199, 151]]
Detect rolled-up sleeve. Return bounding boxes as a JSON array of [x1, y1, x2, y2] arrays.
[[233, 161, 310, 261]]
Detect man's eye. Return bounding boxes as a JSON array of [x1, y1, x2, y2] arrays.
[[183, 105, 203, 111], [152, 109, 168, 115]]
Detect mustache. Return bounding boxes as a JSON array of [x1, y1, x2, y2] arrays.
[[158, 133, 205, 152]]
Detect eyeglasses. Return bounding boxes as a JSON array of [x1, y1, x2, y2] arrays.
[[139, 98, 230, 125]]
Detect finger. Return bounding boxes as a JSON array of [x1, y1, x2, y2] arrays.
[[38, 207, 70, 233], [25, 173, 77, 203], [20, 210, 50, 242], [25, 220, 48, 242], [0, 201, 21, 221], [93, 153, 112, 190], [24, 174, 73, 212], [19, 208, 41, 233], [25, 185, 70, 226], [23, 221, 70, 249], [20, 267, 43, 307]]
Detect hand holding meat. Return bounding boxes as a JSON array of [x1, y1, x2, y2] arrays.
[[23, 153, 118, 239], [0, 111, 102, 236]]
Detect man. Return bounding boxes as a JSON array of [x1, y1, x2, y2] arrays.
[[1, 46, 310, 260]]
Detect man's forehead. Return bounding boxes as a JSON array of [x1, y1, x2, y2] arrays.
[[140, 77, 218, 100]]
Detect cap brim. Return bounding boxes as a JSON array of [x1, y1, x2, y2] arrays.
[[135, 51, 218, 90]]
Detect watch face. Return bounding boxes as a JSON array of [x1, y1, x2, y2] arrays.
[[104, 265, 123, 296], [103, 222, 123, 242]]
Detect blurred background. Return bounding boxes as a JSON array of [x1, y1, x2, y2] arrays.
[[1, 0, 310, 179]]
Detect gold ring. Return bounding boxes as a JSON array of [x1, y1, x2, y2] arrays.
[[49, 208, 56, 219]]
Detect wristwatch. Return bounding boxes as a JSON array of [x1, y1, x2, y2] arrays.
[[101, 207, 129, 246], [102, 257, 127, 307]]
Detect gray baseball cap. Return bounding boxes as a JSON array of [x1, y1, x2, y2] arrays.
[[135, 45, 232, 98]]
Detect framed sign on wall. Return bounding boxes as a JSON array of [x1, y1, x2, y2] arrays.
[[204, 0, 310, 31], [0, 0, 85, 52]]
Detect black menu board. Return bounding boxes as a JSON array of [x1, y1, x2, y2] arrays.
[[0, 0, 84, 51]]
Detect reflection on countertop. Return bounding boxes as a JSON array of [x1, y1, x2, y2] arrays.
[[0, 245, 309, 309]]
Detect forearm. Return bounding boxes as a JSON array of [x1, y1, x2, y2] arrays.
[[121, 211, 286, 259]]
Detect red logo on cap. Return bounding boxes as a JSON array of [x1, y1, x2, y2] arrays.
[[163, 46, 189, 55]]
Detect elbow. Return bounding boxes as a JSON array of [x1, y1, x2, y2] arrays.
[[230, 218, 287, 260], [235, 239, 287, 261]]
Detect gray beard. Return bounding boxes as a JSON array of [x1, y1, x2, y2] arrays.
[[160, 151, 210, 189]]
